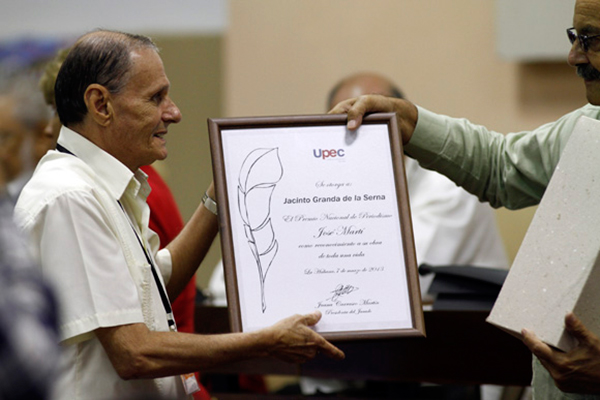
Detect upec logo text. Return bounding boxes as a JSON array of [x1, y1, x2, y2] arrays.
[[312, 148, 346, 160]]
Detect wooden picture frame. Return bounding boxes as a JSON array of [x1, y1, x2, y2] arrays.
[[208, 113, 424, 340]]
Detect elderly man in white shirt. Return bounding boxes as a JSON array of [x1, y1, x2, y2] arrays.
[[15, 29, 344, 400]]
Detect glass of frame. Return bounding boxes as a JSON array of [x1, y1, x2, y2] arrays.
[[208, 113, 425, 340]]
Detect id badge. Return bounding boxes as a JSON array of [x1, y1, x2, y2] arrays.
[[180, 373, 200, 395]]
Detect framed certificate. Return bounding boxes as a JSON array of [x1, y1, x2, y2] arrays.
[[208, 113, 424, 340]]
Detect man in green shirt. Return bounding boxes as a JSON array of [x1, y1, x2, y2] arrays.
[[330, 0, 600, 398]]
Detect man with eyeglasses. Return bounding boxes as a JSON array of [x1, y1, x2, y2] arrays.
[[330, 0, 600, 398]]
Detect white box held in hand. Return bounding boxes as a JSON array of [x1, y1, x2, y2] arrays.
[[487, 115, 600, 351]]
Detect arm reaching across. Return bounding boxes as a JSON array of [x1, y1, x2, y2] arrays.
[[96, 310, 344, 380], [522, 313, 600, 394], [328, 94, 419, 144]]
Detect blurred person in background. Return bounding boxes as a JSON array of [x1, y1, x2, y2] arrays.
[[328, 72, 509, 296], [0, 68, 52, 203], [0, 88, 61, 400], [301, 72, 509, 400]]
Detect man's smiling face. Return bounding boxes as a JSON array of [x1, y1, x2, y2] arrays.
[[107, 47, 182, 172]]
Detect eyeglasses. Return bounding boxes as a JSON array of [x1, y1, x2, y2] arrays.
[[567, 28, 600, 52]]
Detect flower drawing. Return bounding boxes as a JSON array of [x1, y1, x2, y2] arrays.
[[237, 148, 284, 312]]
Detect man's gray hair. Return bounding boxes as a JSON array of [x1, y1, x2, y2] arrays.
[[55, 29, 158, 127]]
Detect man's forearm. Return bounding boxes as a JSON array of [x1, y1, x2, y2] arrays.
[[96, 323, 269, 380], [96, 312, 344, 380]]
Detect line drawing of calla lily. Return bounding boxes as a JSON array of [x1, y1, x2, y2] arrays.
[[237, 147, 284, 312]]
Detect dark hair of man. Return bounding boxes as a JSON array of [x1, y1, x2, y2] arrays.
[[54, 30, 158, 127], [326, 76, 404, 110]]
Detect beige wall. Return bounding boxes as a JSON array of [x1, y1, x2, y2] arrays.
[[223, 0, 586, 270]]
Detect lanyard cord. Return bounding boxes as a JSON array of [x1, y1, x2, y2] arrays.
[[56, 143, 177, 331], [56, 143, 75, 156], [116, 201, 177, 332]]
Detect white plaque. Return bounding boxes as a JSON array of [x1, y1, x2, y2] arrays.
[[488, 116, 600, 351]]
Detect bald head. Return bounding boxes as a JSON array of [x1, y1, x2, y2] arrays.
[[327, 72, 404, 111]]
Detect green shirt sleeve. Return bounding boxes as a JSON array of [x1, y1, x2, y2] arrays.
[[404, 104, 600, 210]]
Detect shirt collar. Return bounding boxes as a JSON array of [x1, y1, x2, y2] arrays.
[[56, 126, 150, 201]]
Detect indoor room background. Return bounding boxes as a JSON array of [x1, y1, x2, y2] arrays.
[[2, 0, 581, 289]]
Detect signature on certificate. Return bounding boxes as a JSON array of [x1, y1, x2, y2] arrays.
[[328, 284, 359, 302]]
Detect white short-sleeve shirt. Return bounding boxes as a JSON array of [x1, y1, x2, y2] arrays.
[[404, 157, 509, 293], [15, 127, 186, 400]]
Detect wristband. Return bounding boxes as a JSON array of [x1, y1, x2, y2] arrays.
[[202, 192, 218, 216]]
